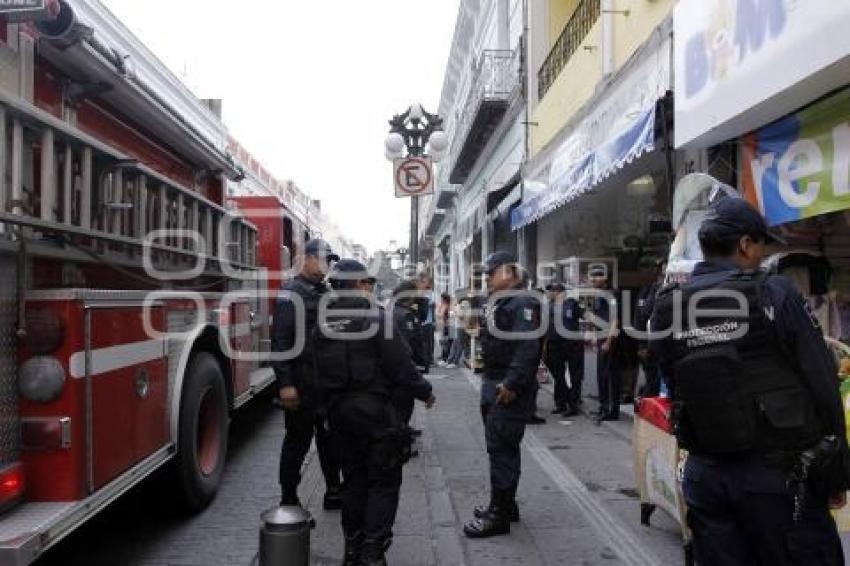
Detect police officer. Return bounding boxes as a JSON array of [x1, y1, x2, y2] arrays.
[[271, 239, 342, 510], [634, 258, 666, 397], [390, 280, 428, 427], [315, 260, 435, 566], [590, 266, 620, 424], [464, 251, 542, 538], [651, 196, 849, 565], [544, 283, 585, 417]]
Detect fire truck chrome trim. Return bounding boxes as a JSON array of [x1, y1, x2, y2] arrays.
[[68, 338, 165, 379]]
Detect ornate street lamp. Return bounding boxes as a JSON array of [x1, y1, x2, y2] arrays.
[[385, 103, 447, 269]]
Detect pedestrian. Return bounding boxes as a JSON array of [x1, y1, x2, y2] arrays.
[[634, 258, 666, 397], [437, 292, 452, 366], [589, 266, 620, 424], [315, 259, 435, 566], [464, 251, 542, 538], [271, 239, 343, 510], [545, 282, 584, 417], [445, 298, 469, 369], [651, 196, 850, 565]]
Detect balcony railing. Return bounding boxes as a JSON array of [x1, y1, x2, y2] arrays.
[[538, 0, 601, 99], [448, 48, 521, 184]]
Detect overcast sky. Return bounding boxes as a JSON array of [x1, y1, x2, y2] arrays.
[[101, 0, 460, 253]]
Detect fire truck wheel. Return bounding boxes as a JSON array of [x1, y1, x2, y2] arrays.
[[175, 352, 229, 512]]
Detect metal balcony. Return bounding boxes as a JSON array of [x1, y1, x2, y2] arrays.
[[538, 0, 600, 99], [448, 49, 520, 184]]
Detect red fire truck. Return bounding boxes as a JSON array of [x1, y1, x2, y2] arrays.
[[0, 2, 294, 563]]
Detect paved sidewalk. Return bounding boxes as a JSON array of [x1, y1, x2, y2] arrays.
[[305, 369, 666, 565]]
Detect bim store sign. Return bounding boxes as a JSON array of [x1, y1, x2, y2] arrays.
[[742, 89, 850, 227], [674, 0, 850, 149]]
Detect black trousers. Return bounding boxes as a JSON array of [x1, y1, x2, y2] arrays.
[[639, 359, 660, 397], [279, 406, 341, 503], [683, 455, 844, 566], [480, 402, 526, 491], [330, 397, 404, 544], [596, 347, 620, 418]]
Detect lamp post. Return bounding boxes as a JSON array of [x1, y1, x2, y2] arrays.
[[385, 103, 448, 274]]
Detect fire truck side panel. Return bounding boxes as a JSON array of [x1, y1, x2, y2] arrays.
[[88, 306, 167, 490], [233, 196, 285, 288], [19, 301, 86, 502]]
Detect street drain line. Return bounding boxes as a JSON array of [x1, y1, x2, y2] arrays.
[[464, 372, 660, 566]]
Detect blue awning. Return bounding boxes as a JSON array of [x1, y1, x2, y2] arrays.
[[511, 106, 657, 231]]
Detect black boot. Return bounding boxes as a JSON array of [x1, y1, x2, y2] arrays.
[[342, 532, 364, 566], [464, 489, 511, 538], [360, 538, 388, 565], [323, 484, 342, 510], [472, 500, 519, 522]]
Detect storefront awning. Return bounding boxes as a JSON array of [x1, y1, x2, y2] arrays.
[[511, 27, 672, 232], [511, 106, 656, 231]]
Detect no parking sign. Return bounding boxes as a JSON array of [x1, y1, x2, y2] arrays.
[[393, 156, 433, 198]]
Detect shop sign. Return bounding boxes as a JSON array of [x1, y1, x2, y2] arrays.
[[675, 0, 850, 149], [742, 88, 850, 226]]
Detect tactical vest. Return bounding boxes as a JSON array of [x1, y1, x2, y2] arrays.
[[657, 271, 823, 457], [313, 300, 387, 409], [283, 276, 325, 364]]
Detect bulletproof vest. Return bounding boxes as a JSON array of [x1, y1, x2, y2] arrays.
[[283, 276, 326, 363], [313, 299, 387, 407], [658, 271, 823, 456]]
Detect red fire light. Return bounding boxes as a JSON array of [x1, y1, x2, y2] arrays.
[[0, 464, 25, 511]]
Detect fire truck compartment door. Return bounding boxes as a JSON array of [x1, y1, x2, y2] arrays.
[[87, 305, 168, 491]]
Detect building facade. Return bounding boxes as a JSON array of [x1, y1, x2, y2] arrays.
[[419, 0, 525, 297]]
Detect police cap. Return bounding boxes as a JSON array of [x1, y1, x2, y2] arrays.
[[699, 197, 786, 245], [482, 251, 517, 275], [304, 238, 340, 262], [329, 259, 375, 283]]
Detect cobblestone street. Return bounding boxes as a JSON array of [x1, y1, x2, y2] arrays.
[[37, 367, 693, 565]]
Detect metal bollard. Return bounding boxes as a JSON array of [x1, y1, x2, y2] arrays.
[[259, 505, 312, 566]]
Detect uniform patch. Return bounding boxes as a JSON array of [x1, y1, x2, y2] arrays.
[[802, 300, 821, 329], [523, 308, 533, 321]]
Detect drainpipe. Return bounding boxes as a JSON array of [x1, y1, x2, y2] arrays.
[[601, 0, 615, 76]]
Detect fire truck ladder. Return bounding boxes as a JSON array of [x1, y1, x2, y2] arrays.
[[0, 88, 257, 275]]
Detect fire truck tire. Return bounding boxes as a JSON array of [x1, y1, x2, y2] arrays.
[[174, 352, 229, 512]]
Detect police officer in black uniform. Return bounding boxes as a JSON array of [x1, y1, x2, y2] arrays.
[[271, 239, 343, 510], [315, 260, 435, 566], [545, 282, 585, 416], [464, 251, 542, 538], [634, 258, 666, 397], [651, 197, 849, 565], [390, 280, 428, 427]]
